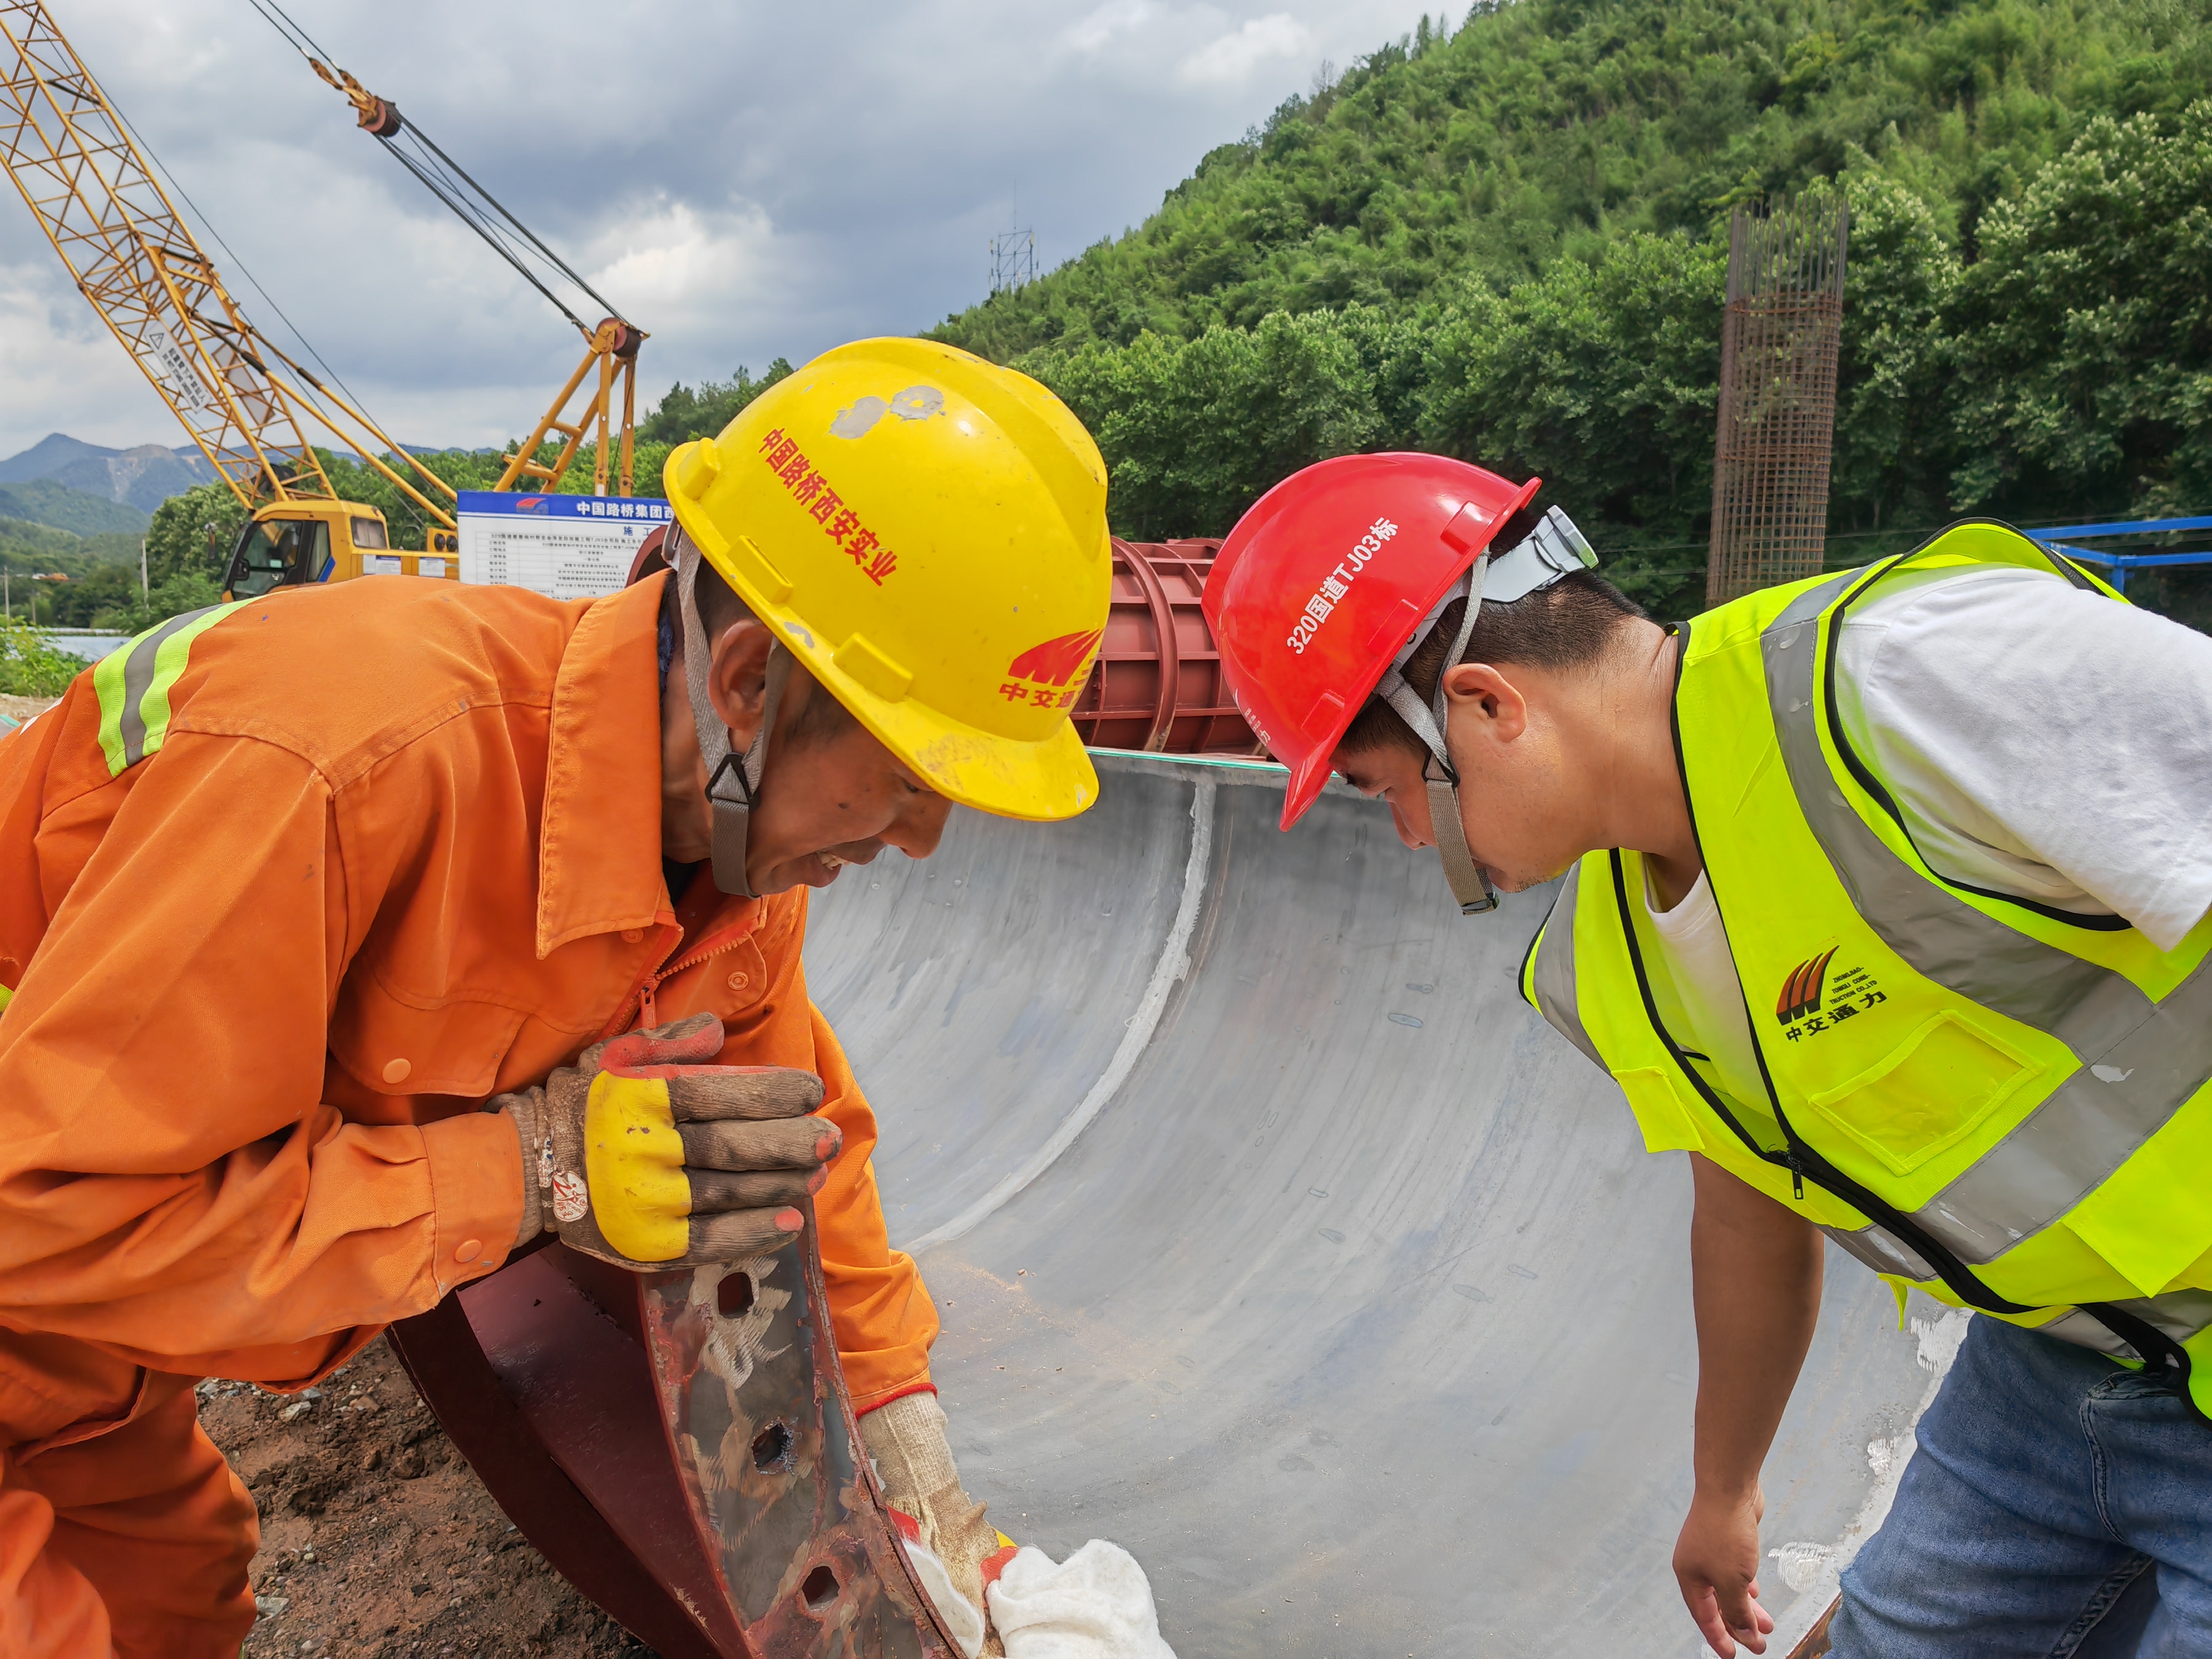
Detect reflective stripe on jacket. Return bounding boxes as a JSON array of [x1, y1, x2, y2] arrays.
[[1521, 522, 2212, 1416]]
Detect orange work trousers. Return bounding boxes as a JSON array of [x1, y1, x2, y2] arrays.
[[0, 1336, 257, 1659]]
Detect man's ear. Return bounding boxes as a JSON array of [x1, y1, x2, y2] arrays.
[[705, 618, 775, 747], [1440, 661, 1529, 745]]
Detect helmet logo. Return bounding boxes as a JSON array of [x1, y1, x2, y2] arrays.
[[1286, 517, 1398, 655], [1000, 628, 1102, 711], [1008, 628, 1102, 686]]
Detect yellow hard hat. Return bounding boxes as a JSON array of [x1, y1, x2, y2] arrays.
[[665, 338, 1111, 822]]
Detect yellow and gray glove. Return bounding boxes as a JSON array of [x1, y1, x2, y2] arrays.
[[496, 1012, 838, 1267], [862, 1392, 1012, 1657]]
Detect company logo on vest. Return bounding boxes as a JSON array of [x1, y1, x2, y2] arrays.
[[1775, 944, 1887, 1042], [1776, 948, 1838, 1023]]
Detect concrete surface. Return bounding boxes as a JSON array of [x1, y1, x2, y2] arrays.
[[808, 752, 1946, 1658]]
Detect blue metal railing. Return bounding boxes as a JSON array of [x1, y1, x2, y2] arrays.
[[2024, 516, 2212, 595]]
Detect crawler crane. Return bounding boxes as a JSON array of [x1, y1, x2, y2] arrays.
[[0, 0, 645, 602]]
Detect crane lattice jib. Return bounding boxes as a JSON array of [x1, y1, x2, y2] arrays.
[[0, 0, 334, 509]]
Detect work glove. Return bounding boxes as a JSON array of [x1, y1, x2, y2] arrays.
[[494, 1011, 839, 1268], [862, 1392, 1014, 1658]]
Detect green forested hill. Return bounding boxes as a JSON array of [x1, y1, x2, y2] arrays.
[[930, 0, 2212, 618]]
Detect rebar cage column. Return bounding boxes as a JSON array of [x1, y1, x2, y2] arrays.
[[1705, 197, 1850, 608]]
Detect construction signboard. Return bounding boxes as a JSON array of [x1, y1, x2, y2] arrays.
[[456, 490, 673, 601]]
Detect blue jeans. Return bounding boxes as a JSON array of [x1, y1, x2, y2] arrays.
[[1829, 1314, 2212, 1657]]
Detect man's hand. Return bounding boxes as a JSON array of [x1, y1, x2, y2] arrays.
[[1674, 1485, 1775, 1656], [496, 1012, 840, 1268], [1676, 1153, 1824, 1657], [862, 1392, 1008, 1657]]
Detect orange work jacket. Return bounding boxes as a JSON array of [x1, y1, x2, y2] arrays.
[[0, 570, 936, 1428]]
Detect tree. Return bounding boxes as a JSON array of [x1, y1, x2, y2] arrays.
[[1020, 311, 1391, 539], [1946, 103, 2212, 521], [637, 361, 794, 446], [1827, 172, 1961, 557], [144, 481, 249, 586], [1418, 232, 1728, 613]]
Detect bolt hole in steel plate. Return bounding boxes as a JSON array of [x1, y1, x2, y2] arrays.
[[750, 1419, 794, 1474]]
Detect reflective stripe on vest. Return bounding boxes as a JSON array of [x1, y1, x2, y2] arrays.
[[1521, 522, 2212, 1407], [92, 600, 252, 776]]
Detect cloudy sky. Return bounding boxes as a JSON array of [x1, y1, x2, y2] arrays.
[[0, 0, 1434, 461]]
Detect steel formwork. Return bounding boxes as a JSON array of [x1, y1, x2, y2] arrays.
[[1706, 197, 1850, 606]]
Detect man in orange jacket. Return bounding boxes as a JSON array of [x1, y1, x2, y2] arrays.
[[0, 339, 1114, 1658]]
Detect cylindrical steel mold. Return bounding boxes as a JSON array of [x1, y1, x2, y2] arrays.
[[1070, 539, 1263, 756]]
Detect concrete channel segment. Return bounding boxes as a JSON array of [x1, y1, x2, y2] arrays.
[[810, 751, 1947, 1657]]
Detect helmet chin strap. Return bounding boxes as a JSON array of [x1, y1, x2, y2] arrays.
[[1376, 556, 1497, 916], [672, 527, 790, 898], [1367, 507, 1597, 918]]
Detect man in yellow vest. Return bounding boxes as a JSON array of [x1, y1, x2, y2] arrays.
[[1202, 453, 2212, 1657]]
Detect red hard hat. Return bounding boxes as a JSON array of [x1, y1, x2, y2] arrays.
[[1203, 453, 1540, 830]]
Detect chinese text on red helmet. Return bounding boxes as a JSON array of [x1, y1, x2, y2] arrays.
[[1286, 518, 1398, 655]]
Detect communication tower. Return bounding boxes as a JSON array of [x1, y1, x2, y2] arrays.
[[989, 225, 1036, 294]]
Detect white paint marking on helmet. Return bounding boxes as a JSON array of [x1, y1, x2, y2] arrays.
[[830, 396, 888, 439]]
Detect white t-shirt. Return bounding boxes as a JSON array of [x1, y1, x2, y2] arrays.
[[1645, 565, 2212, 1095]]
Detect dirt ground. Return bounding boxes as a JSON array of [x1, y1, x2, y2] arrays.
[[200, 1335, 662, 1659]]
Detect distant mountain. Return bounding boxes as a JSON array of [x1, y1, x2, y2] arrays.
[[0, 434, 215, 512], [0, 479, 150, 536], [0, 433, 115, 482]]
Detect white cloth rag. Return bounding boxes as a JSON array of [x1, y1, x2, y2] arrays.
[[900, 1536, 987, 1659], [986, 1540, 1178, 1659]]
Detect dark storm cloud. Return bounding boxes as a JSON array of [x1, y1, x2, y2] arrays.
[[0, 0, 1429, 454]]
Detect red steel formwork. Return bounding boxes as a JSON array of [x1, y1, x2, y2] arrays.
[[631, 528, 1265, 759], [1071, 539, 1263, 755]]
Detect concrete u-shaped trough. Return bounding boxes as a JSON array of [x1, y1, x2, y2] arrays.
[[397, 750, 1944, 1656]]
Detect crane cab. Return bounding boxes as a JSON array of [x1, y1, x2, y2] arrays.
[[221, 501, 462, 601]]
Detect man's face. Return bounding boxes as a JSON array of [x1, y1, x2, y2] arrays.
[[743, 681, 952, 894], [1331, 660, 1583, 895], [660, 621, 952, 894]]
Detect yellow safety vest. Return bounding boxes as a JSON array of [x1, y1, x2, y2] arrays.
[[1520, 522, 2212, 1418]]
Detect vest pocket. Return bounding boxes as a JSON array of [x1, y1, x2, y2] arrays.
[[1804, 1010, 2042, 1178]]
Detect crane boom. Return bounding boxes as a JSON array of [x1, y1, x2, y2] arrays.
[[0, 0, 464, 581], [0, 0, 335, 510], [0, 0, 649, 612]]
